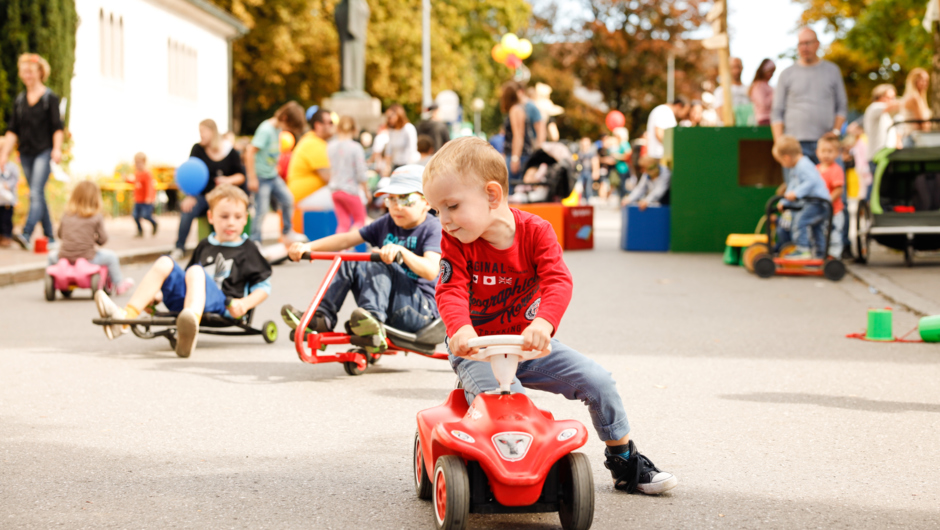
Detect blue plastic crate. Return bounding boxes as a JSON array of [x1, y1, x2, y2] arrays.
[[303, 210, 366, 252], [621, 205, 670, 252]]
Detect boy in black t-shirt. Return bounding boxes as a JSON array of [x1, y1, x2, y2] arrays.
[[283, 165, 441, 352], [95, 185, 272, 358]]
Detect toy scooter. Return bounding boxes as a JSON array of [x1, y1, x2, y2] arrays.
[[414, 336, 594, 530], [293, 251, 448, 375], [743, 195, 846, 281], [45, 257, 112, 301]]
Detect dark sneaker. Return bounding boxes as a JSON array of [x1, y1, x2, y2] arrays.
[[280, 304, 332, 333], [349, 307, 387, 353], [12, 234, 29, 250], [152, 222, 159, 236], [604, 440, 677, 495], [175, 309, 199, 358]]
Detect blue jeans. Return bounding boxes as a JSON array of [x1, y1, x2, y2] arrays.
[[251, 177, 294, 241], [175, 195, 209, 250], [794, 201, 829, 258], [133, 203, 156, 233], [20, 149, 54, 242], [506, 154, 530, 194], [449, 338, 631, 442], [800, 141, 819, 164], [578, 172, 593, 201], [318, 261, 437, 333], [48, 248, 123, 284]]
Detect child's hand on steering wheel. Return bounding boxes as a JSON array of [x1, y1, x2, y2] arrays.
[[522, 318, 554, 357], [449, 325, 479, 358], [288, 242, 309, 262], [376, 243, 407, 265], [228, 298, 249, 319]]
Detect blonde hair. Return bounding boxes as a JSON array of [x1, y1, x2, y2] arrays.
[[199, 119, 222, 151], [638, 156, 659, 170], [66, 181, 102, 217], [134, 152, 147, 164], [772, 135, 802, 158], [817, 132, 841, 149], [337, 115, 357, 135], [17, 53, 51, 82], [206, 184, 249, 210], [423, 137, 509, 195]]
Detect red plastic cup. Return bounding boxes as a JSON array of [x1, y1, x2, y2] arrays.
[[33, 236, 48, 253]]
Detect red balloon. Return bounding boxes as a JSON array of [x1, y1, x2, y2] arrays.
[[605, 110, 625, 131], [506, 53, 521, 69]]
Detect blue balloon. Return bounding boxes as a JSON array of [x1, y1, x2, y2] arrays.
[[176, 157, 209, 196]]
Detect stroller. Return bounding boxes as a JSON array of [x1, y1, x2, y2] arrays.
[[857, 145, 940, 267], [508, 142, 576, 203]]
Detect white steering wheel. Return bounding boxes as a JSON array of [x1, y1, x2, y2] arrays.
[[466, 335, 550, 362]]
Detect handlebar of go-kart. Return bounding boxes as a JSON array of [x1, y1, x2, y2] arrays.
[[300, 250, 404, 265], [466, 335, 552, 362]]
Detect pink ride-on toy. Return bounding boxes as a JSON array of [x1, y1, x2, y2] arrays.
[[45, 258, 112, 301], [414, 336, 594, 530]]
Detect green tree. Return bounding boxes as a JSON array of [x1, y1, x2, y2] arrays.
[[212, 0, 530, 134], [0, 0, 77, 130], [796, 0, 934, 112]]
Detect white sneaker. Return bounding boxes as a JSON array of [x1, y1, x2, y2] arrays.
[[175, 308, 199, 358], [94, 290, 126, 340], [169, 248, 184, 261], [283, 231, 309, 244]]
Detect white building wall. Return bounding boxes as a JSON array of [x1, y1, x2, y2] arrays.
[[70, 0, 232, 176]]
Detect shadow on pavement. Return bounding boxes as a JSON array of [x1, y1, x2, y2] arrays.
[[146, 360, 413, 385], [720, 392, 940, 414]]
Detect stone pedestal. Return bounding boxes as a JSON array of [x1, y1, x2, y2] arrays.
[[322, 92, 383, 132]]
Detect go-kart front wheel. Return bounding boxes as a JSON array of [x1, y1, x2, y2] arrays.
[[44, 274, 55, 301], [414, 431, 432, 499], [343, 349, 369, 376], [558, 452, 595, 530], [433, 455, 469, 530], [823, 259, 846, 281], [753, 254, 776, 278], [742, 243, 768, 272], [262, 320, 278, 343]]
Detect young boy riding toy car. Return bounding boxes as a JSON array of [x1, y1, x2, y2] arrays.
[[282, 165, 442, 352], [94, 184, 273, 357], [422, 137, 678, 495]]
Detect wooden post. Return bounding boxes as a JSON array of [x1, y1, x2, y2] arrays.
[[705, 0, 734, 126]]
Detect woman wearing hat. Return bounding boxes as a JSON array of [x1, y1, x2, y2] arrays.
[[281, 165, 441, 351]]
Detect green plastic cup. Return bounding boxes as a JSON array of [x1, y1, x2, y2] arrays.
[[918, 315, 940, 343], [866, 308, 893, 341]]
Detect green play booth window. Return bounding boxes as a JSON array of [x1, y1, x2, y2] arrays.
[[667, 127, 783, 253]]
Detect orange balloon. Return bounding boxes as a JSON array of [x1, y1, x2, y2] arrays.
[[491, 44, 509, 64], [280, 131, 295, 153]]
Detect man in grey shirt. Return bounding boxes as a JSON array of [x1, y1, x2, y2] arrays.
[[771, 28, 848, 163]]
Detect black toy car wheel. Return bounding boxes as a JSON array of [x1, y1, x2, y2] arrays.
[[432, 455, 469, 530], [753, 255, 776, 278], [823, 259, 846, 281], [414, 431, 432, 500], [855, 200, 871, 264], [343, 349, 369, 376], [262, 321, 278, 343], [60, 289, 72, 298], [904, 242, 914, 268], [742, 243, 768, 272], [44, 274, 55, 301], [166, 330, 177, 351], [558, 452, 595, 530]]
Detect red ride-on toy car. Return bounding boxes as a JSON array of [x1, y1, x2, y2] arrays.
[[292, 251, 448, 376], [743, 195, 846, 281], [45, 257, 112, 301], [414, 336, 594, 530]]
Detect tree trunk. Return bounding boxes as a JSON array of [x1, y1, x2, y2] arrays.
[[932, 20, 940, 119]]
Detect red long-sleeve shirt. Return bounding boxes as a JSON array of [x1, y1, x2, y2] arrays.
[[436, 208, 573, 337]]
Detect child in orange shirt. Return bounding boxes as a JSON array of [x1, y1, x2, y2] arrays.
[[127, 152, 157, 237], [815, 134, 845, 258]]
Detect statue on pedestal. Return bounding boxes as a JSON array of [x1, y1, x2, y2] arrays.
[[334, 0, 370, 94]]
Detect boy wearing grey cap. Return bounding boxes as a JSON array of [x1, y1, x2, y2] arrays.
[[283, 165, 442, 351]]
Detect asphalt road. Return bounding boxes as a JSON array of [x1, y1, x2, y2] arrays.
[[2, 208, 939, 529]]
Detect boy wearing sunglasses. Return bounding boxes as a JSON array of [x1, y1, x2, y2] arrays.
[[284, 165, 441, 351]]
